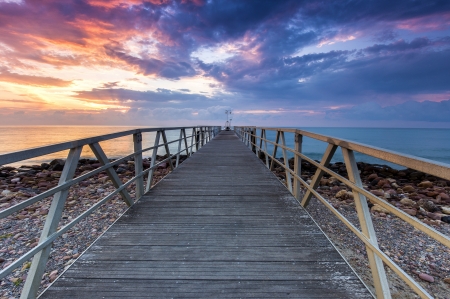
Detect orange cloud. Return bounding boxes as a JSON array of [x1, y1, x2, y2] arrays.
[[0, 69, 73, 87]]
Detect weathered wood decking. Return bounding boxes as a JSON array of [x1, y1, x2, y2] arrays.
[[40, 131, 372, 298]]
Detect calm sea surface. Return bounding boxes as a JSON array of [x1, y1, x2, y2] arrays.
[[0, 126, 449, 168], [263, 128, 450, 169]]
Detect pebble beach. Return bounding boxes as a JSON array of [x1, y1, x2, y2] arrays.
[[0, 155, 182, 298], [271, 158, 450, 298], [0, 154, 449, 298]]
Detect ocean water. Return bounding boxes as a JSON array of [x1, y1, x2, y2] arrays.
[[262, 128, 450, 169], [0, 126, 190, 167], [0, 126, 449, 169]]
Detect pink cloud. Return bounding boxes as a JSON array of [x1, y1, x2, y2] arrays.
[[395, 13, 450, 32]]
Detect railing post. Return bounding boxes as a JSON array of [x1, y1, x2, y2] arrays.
[[190, 128, 195, 155], [195, 128, 199, 151], [201, 127, 205, 146], [245, 127, 250, 148], [342, 148, 392, 299], [251, 128, 256, 153], [182, 128, 189, 157], [262, 129, 269, 168], [161, 130, 174, 170], [269, 131, 280, 170], [280, 131, 292, 192], [146, 131, 161, 192], [20, 146, 82, 299], [133, 131, 144, 199], [300, 143, 337, 207], [257, 129, 264, 158], [293, 133, 303, 200], [176, 129, 183, 167]]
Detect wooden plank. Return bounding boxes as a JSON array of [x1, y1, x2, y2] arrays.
[[81, 246, 343, 261], [40, 131, 371, 299], [43, 279, 373, 299]]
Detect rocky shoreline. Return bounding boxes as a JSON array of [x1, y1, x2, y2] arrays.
[[271, 158, 450, 298], [0, 155, 184, 299], [1, 155, 450, 298]]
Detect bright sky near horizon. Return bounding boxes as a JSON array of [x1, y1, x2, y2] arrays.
[[0, 0, 449, 127]]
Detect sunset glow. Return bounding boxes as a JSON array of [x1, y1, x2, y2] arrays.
[[0, 0, 449, 126]]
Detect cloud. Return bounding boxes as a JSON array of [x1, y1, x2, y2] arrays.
[[73, 87, 214, 108], [0, 0, 450, 126], [362, 37, 450, 55], [0, 68, 73, 87], [104, 44, 196, 79]]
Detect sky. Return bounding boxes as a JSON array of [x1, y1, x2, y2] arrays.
[[0, 0, 450, 127]]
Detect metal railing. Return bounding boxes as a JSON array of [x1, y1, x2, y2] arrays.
[[0, 126, 220, 299], [235, 126, 450, 299]]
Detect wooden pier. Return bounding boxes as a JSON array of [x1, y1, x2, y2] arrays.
[[39, 131, 371, 298]]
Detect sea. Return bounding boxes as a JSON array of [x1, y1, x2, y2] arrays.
[[0, 126, 449, 169]]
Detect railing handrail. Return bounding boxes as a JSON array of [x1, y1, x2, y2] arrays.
[[240, 126, 450, 181], [0, 125, 221, 299], [0, 126, 215, 166], [234, 126, 450, 299]]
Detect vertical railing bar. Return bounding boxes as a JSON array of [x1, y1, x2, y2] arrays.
[[20, 146, 83, 299], [146, 131, 161, 192], [300, 143, 337, 207], [161, 130, 174, 170], [280, 131, 293, 192], [133, 131, 144, 200], [342, 148, 392, 299], [90, 142, 134, 206]]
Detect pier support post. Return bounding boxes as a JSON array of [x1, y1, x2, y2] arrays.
[[20, 147, 82, 299], [342, 148, 391, 299]]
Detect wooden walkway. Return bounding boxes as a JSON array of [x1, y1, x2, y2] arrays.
[[40, 131, 372, 298]]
